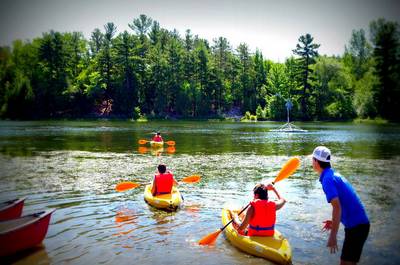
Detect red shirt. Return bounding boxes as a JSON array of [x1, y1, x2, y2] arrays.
[[152, 135, 163, 142]]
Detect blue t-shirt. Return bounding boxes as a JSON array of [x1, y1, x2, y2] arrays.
[[320, 168, 369, 228]]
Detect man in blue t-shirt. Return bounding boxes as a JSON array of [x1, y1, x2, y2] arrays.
[[312, 146, 370, 265]]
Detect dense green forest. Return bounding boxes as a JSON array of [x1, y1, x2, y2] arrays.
[[0, 15, 399, 121]]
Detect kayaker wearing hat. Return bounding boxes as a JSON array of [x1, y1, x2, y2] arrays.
[[312, 146, 369, 265], [229, 183, 286, 236], [152, 132, 163, 142]]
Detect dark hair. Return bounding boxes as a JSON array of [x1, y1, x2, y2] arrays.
[[314, 157, 331, 169], [253, 184, 268, 200], [156, 132, 161, 135], [158, 164, 166, 173]]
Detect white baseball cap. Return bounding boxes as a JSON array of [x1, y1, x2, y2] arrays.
[[312, 146, 331, 162]]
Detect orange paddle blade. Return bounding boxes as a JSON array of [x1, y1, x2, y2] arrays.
[[182, 175, 201, 183], [138, 146, 148, 154], [198, 229, 222, 245], [166, 140, 176, 146], [115, 182, 140, 192], [138, 139, 148, 145], [166, 146, 176, 154], [274, 157, 301, 183]]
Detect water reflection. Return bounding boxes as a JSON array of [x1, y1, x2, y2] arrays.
[[3, 245, 50, 265], [137, 146, 176, 156], [0, 121, 399, 265]]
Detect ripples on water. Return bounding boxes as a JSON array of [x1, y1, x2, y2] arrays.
[[0, 121, 400, 265]]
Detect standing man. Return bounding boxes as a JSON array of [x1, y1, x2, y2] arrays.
[[312, 146, 370, 265]]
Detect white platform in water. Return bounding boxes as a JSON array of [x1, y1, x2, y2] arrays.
[[270, 122, 308, 133]]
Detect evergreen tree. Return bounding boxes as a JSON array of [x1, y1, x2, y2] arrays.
[[237, 43, 255, 112], [369, 18, 400, 121], [292, 33, 320, 120]]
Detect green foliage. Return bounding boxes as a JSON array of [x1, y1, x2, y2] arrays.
[[266, 95, 286, 121], [353, 69, 378, 118], [0, 15, 398, 122], [241, 111, 257, 122], [312, 56, 355, 120], [256, 105, 267, 120], [369, 18, 400, 121], [132, 106, 142, 120]]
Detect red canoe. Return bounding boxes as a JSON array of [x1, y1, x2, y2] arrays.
[[0, 209, 55, 256], [0, 198, 25, 221]]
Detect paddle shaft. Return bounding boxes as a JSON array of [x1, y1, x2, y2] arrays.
[[219, 203, 250, 232], [220, 175, 287, 231]]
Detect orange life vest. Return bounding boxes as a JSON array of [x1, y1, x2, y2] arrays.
[[153, 135, 163, 142], [248, 199, 276, 236], [154, 172, 173, 195]]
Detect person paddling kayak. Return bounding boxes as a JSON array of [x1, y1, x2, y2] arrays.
[[151, 164, 178, 196], [152, 132, 163, 143], [311, 146, 369, 265], [229, 183, 286, 236]]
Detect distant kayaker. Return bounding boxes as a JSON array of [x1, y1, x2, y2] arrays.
[[151, 164, 178, 196], [312, 146, 369, 265], [152, 132, 163, 142], [230, 183, 286, 236]]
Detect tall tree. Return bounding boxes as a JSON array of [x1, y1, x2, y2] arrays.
[[254, 49, 267, 107], [129, 15, 153, 112], [89, 28, 103, 57], [344, 29, 372, 80], [237, 43, 255, 112], [195, 41, 211, 115], [292, 33, 320, 120], [312, 56, 355, 120], [129, 14, 153, 37], [369, 18, 400, 121], [114, 31, 138, 115], [212, 37, 231, 113], [38, 31, 69, 117]]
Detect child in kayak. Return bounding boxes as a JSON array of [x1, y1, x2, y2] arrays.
[[152, 132, 163, 142], [151, 164, 178, 196], [230, 183, 286, 236]]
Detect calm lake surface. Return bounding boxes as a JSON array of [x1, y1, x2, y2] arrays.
[[0, 120, 399, 265]]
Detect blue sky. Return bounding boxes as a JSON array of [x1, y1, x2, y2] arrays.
[[0, 0, 399, 61]]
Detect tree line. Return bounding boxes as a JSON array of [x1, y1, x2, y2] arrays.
[[0, 15, 399, 121]]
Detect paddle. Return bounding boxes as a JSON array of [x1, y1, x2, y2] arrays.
[[115, 175, 201, 192], [138, 139, 176, 146], [198, 157, 301, 246]]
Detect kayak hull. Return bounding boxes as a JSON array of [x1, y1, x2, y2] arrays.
[[150, 141, 164, 147], [144, 184, 182, 211], [0, 198, 25, 221], [221, 206, 292, 265], [0, 209, 55, 257]]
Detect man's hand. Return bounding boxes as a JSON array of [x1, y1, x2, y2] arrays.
[[327, 233, 338, 254], [266, 183, 274, 190], [322, 220, 332, 231]]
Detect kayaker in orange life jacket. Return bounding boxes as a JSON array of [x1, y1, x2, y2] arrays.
[[152, 132, 163, 142], [151, 164, 178, 196], [230, 183, 286, 236]]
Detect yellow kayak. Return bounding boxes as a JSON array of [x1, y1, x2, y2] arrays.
[[150, 141, 164, 147], [144, 184, 183, 211], [221, 205, 292, 265]]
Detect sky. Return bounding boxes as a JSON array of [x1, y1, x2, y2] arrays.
[[0, 0, 399, 61]]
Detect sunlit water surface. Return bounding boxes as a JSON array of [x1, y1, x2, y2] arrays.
[[0, 121, 399, 265]]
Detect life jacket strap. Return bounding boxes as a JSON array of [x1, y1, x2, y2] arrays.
[[248, 224, 275, 231], [156, 191, 170, 195]]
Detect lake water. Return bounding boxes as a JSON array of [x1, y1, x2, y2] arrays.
[[0, 120, 399, 265]]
